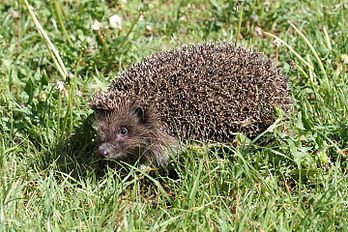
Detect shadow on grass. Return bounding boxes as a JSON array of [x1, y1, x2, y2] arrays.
[[54, 113, 108, 178]]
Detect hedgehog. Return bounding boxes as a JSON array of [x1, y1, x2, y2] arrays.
[[90, 43, 292, 167]]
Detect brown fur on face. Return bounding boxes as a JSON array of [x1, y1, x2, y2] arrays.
[[94, 99, 177, 167]]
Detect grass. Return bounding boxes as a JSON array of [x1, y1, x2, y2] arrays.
[[1, 0, 348, 230]]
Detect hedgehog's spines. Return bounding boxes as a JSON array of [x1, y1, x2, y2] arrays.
[[91, 43, 292, 165]]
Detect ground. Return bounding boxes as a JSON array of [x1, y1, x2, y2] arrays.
[[0, 0, 347, 230]]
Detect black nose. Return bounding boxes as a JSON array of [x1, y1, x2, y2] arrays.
[[98, 147, 109, 158]]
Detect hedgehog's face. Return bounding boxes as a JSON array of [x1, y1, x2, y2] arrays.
[[94, 104, 153, 162]]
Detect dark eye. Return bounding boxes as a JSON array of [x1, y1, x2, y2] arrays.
[[118, 127, 128, 136]]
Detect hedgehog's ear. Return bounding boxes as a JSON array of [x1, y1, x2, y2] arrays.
[[132, 105, 147, 124]]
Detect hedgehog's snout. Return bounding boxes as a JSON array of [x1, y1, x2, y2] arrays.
[[98, 142, 123, 159], [98, 146, 109, 158]]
